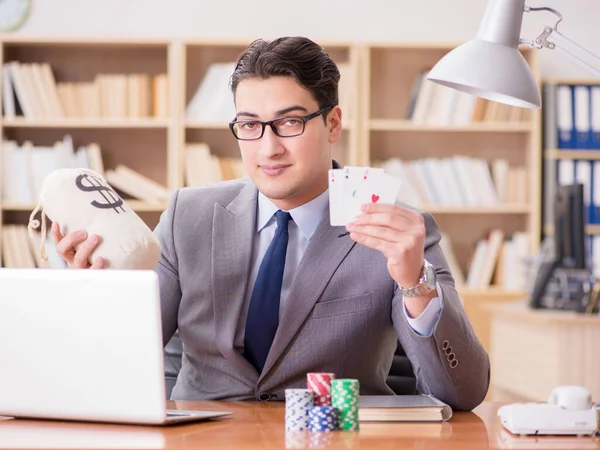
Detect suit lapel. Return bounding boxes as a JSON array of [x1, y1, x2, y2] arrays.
[[212, 182, 259, 383], [260, 209, 356, 379]]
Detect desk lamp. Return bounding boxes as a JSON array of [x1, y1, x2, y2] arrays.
[[427, 0, 600, 109]]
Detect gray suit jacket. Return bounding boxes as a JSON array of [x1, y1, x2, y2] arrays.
[[154, 178, 490, 411]]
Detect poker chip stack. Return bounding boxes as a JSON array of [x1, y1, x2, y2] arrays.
[[306, 372, 335, 406], [331, 378, 360, 430], [308, 405, 338, 432], [285, 388, 314, 431], [283, 372, 361, 437]]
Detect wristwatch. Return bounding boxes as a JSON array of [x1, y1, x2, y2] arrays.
[[399, 259, 437, 297]]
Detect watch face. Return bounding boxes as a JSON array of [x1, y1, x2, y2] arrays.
[[424, 260, 437, 287], [0, 0, 30, 31]]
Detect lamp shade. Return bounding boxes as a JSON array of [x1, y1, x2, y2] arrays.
[[427, 0, 540, 109], [427, 39, 541, 109]]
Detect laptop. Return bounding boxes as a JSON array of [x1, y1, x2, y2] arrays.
[[0, 268, 231, 425]]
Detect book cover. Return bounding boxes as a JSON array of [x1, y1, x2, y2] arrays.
[[358, 395, 453, 422]]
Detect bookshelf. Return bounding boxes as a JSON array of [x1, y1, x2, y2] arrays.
[[360, 42, 542, 297], [541, 78, 600, 279], [0, 36, 543, 299], [0, 36, 361, 268]]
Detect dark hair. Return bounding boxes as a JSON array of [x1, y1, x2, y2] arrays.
[[230, 36, 340, 119]]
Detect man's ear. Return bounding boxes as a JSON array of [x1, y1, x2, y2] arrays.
[[328, 105, 343, 143]]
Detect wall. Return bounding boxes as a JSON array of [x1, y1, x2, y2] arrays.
[[6, 0, 600, 79]]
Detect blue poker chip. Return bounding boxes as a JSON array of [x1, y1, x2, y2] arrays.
[[308, 406, 338, 432]]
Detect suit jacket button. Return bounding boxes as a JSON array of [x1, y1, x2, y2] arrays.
[[258, 392, 272, 401]]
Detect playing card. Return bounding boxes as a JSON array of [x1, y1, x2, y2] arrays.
[[328, 168, 346, 226], [328, 166, 401, 226], [354, 172, 403, 207], [329, 166, 381, 226]]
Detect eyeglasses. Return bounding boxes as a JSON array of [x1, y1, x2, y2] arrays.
[[229, 105, 334, 141]]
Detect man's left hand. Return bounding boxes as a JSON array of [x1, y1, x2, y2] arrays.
[[346, 203, 436, 316]]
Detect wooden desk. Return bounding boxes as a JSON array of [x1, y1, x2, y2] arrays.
[[0, 401, 598, 449], [487, 300, 600, 403]]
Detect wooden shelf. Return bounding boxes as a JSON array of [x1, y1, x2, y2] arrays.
[[185, 122, 230, 130], [458, 288, 528, 298], [2, 200, 167, 213], [124, 200, 168, 212], [1, 118, 170, 129], [545, 223, 600, 235], [420, 204, 530, 214], [588, 225, 600, 235], [369, 119, 532, 132], [544, 77, 600, 86], [545, 149, 600, 160]]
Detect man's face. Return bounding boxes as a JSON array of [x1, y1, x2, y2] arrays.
[[233, 76, 342, 210]]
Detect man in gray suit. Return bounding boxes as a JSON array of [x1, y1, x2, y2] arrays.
[[53, 36, 489, 411]]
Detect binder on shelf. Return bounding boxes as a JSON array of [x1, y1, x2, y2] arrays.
[[593, 161, 600, 225], [591, 86, 600, 149], [556, 84, 576, 149], [574, 85, 592, 150]]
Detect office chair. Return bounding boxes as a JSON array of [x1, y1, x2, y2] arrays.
[[164, 334, 416, 398], [385, 340, 417, 395]]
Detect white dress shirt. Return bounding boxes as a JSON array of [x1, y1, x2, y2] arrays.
[[234, 189, 443, 351]]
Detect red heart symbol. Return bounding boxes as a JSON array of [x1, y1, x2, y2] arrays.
[[371, 194, 380, 203]]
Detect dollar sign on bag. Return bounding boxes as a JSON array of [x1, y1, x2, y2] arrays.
[[75, 173, 126, 214]]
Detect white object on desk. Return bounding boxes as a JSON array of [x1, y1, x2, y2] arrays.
[[0, 269, 231, 425], [498, 386, 598, 436]]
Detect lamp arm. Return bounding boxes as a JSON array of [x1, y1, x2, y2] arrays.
[[521, 4, 600, 78]]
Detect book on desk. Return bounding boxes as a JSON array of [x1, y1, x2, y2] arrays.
[[359, 395, 453, 422]]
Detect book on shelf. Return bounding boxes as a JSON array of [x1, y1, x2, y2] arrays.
[[465, 229, 530, 291], [1, 136, 166, 207], [151, 74, 169, 119], [2, 61, 168, 120], [472, 229, 505, 288], [406, 70, 530, 125], [358, 395, 452, 422], [378, 156, 527, 208], [104, 165, 169, 205], [184, 143, 247, 186], [436, 229, 530, 292], [185, 62, 237, 124], [1, 136, 104, 205], [439, 232, 465, 288], [1, 225, 65, 269]]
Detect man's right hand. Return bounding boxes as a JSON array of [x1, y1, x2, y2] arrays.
[[52, 222, 105, 269]]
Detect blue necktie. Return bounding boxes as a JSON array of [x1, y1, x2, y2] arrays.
[[244, 210, 292, 372]]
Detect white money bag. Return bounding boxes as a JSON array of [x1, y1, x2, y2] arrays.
[[28, 168, 162, 270]]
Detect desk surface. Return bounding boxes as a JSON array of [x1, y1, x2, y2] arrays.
[[0, 401, 598, 449], [485, 299, 600, 324]]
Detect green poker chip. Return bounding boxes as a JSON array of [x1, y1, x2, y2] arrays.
[[331, 379, 360, 430]]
